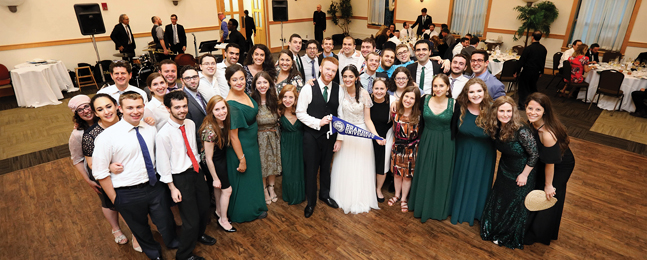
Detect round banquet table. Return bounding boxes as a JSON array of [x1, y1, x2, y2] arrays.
[[576, 67, 647, 112], [11, 61, 77, 108]]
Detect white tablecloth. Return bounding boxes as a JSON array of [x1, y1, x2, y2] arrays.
[[488, 54, 519, 75], [10, 61, 77, 108], [577, 69, 647, 112]]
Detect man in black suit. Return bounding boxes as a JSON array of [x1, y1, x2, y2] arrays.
[[317, 37, 340, 84], [180, 66, 207, 147], [313, 5, 327, 45], [110, 14, 136, 61], [243, 10, 256, 50], [289, 34, 306, 78], [165, 14, 187, 54], [295, 57, 342, 218], [586, 43, 600, 64], [227, 19, 248, 56], [411, 8, 432, 37], [407, 40, 442, 95], [516, 31, 547, 109], [460, 37, 479, 58]]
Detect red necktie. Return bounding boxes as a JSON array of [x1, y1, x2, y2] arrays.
[[180, 125, 200, 173]]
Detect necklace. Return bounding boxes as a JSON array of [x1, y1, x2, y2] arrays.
[[536, 123, 545, 130]]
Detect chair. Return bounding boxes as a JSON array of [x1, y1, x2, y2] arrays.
[[560, 61, 589, 100], [588, 70, 625, 111], [75, 66, 99, 89], [0, 64, 10, 86], [486, 43, 497, 51], [496, 60, 518, 92], [602, 51, 623, 63], [512, 45, 524, 55], [545, 52, 563, 89], [174, 53, 197, 67]]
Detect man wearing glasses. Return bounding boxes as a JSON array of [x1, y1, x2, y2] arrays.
[[470, 50, 506, 100], [378, 45, 414, 77], [197, 54, 219, 101], [302, 40, 321, 82], [180, 66, 208, 145], [216, 43, 241, 98]]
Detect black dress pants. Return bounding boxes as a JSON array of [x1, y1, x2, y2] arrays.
[[172, 168, 211, 260], [315, 28, 324, 45], [170, 44, 185, 54], [518, 71, 540, 107], [303, 132, 336, 207], [632, 90, 647, 113], [114, 182, 178, 259]]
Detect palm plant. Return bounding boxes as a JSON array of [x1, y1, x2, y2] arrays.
[[513, 1, 559, 47], [328, 0, 353, 35]]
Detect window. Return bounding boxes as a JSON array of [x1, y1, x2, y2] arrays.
[[568, 0, 636, 51], [450, 0, 488, 37], [368, 0, 395, 26]]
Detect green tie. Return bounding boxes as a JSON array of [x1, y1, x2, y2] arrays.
[[419, 66, 426, 90], [323, 86, 329, 102]]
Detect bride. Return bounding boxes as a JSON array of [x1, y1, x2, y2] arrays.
[[330, 64, 386, 214]]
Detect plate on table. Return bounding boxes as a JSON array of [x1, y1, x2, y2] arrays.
[[46, 59, 57, 64]]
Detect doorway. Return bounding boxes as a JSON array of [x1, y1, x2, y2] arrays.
[[218, 0, 267, 46]]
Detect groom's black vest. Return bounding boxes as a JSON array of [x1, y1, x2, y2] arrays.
[[305, 81, 340, 138]]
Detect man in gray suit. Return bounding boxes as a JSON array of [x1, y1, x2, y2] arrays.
[[179, 66, 207, 149]]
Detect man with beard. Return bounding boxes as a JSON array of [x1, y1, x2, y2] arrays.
[[216, 43, 241, 97], [360, 52, 388, 93], [317, 37, 340, 84], [156, 90, 216, 260], [338, 36, 366, 78], [377, 47, 410, 77], [159, 60, 182, 91], [302, 40, 320, 82], [453, 37, 469, 57], [180, 66, 207, 145], [470, 50, 505, 100], [448, 54, 470, 98], [98, 61, 148, 105], [226, 19, 248, 56], [151, 16, 169, 61]]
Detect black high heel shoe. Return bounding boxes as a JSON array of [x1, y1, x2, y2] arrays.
[[217, 218, 237, 232]]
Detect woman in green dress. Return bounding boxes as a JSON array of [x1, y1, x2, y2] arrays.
[[480, 96, 538, 249], [278, 84, 306, 204], [449, 78, 496, 226], [409, 74, 460, 222], [224, 64, 268, 222]]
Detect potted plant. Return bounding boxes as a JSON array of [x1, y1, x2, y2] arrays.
[[513, 1, 559, 47], [328, 0, 352, 43]]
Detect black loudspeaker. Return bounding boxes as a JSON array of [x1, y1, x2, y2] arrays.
[[74, 4, 106, 35], [272, 0, 288, 22]]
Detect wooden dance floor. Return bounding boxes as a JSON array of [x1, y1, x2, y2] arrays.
[[0, 137, 645, 259]]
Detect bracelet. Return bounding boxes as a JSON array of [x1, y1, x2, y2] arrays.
[[239, 154, 245, 160]]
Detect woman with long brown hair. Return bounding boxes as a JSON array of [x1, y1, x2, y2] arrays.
[[480, 96, 539, 249], [200, 95, 236, 232], [449, 78, 496, 226], [278, 84, 306, 204], [244, 44, 276, 94], [560, 44, 590, 97], [275, 49, 304, 93], [524, 92, 575, 245]]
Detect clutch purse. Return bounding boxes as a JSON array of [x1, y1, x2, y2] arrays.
[[525, 190, 558, 211]]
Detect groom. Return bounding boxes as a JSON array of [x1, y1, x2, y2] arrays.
[[296, 57, 345, 218]]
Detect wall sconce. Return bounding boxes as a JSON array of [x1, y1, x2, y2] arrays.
[[172, 0, 181, 6], [0, 0, 25, 13]]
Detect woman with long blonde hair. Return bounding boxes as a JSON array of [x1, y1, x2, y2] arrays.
[[480, 96, 539, 249]]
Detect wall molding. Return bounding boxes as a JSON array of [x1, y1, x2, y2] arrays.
[[486, 28, 566, 40], [0, 25, 220, 52], [628, 41, 647, 49], [621, 0, 643, 54], [268, 17, 331, 25]]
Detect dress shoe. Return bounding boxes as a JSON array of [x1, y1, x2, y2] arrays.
[[153, 256, 164, 260], [377, 195, 385, 203], [197, 235, 216, 246], [217, 219, 237, 232], [257, 211, 268, 220], [186, 255, 206, 260], [304, 206, 314, 218], [320, 197, 339, 209]]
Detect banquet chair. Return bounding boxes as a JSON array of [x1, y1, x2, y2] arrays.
[[75, 66, 99, 89], [546, 52, 563, 89], [496, 60, 518, 92], [486, 43, 497, 51], [512, 45, 524, 55], [0, 64, 10, 87], [561, 61, 589, 100], [588, 70, 625, 111], [602, 51, 623, 63]]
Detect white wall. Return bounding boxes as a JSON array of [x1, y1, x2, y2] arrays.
[[394, 0, 451, 25]]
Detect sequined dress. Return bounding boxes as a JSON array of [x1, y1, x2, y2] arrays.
[[257, 104, 281, 178], [480, 126, 539, 249]]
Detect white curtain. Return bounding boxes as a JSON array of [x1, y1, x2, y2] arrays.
[[571, 0, 636, 51], [368, 0, 386, 25], [450, 0, 488, 36]]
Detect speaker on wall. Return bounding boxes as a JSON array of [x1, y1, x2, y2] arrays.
[[272, 0, 288, 22], [74, 4, 106, 35]]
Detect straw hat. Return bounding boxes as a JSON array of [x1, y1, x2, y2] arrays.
[[525, 190, 558, 211]]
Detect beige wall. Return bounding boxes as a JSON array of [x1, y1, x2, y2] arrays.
[[394, 0, 450, 24]]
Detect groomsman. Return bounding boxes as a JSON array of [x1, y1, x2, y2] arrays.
[[288, 34, 306, 77], [156, 91, 216, 260], [296, 57, 344, 218], [411, 8, 432, 37]]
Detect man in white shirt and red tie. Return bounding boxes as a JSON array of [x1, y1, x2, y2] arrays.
[[92, 91, 178, 260], [156, 91, 216, 260]]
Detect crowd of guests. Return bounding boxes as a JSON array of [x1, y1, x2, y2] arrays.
[[69, 30, 577, 259]]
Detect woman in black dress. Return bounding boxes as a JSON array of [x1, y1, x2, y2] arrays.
[[370, 78, 394, 202], [200, 95, 236, 232], [524, 92, 575, 245]]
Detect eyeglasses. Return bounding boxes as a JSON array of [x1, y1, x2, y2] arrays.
[[75, 104, 91, 113], [397, 51, 409, 56], [395, 77, 408, 82], [201, 62, 217, 66], [470, 59, 485, 63], [182, 75, 200, 81], [306, 47, 318, 50]]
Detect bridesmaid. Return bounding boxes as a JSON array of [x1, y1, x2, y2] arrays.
[[370, 78, 395, 203], [200, 95, 237, 232], [389, 86, 422, 213], [243, 44, 276, 93], [275, 49, 305, 93], [224, 64, 268, 222], [408, 74, 459, 222], [481, 96, 538, 249], [449, 78, 496, 226], [389, 67, 416, 101], [524, 92, 575, 245], [143, 73, 169, 130], [251, 71, 282, 205], [278, 84, 306, 205]]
